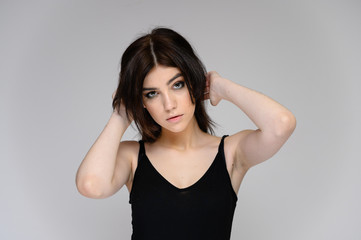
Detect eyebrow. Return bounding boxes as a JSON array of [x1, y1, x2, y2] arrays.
[[143, 73, 182, 91]]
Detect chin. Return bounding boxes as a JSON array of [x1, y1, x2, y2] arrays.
[[164, 126, 187, 134]]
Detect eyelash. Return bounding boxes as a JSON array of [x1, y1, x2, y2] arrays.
[[145, 91, 157, 99], [173, 81, 185, 89], [144, 81, 185, 99]]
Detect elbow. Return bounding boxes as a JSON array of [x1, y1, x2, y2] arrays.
[[76, 175, 107, 199], [273, 111, 296, 138]]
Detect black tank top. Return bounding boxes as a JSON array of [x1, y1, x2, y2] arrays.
[[129, 135, 238, 240]]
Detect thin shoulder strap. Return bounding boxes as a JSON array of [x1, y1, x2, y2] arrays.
[[218, 135, 229, 152], [218, 135, 229, 166], [138, 140, 145, 163], [138, 140, 145, 153], [219, 135, 238, 201]]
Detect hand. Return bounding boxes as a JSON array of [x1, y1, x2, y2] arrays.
[[112, 90, 132, 123], [204, 71, 223, 106]]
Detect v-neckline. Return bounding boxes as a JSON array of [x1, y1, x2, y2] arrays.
[[143, 144, 221, 191]]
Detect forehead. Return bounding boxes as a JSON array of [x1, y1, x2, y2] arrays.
[[143, 65, 181, 86]]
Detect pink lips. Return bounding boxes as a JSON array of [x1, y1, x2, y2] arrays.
[[166, 114, 183, 123]]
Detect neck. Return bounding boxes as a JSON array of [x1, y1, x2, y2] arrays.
[[157, 117, 205, 150]]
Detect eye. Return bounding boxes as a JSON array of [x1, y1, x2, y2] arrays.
[[145, 91, 157, 99], [173, 81, 185, 89]]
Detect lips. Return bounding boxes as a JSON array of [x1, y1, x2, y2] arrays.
[[166, 114, 183, 122]]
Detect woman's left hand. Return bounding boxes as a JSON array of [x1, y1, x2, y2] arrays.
[[205, 71, 224, 106]]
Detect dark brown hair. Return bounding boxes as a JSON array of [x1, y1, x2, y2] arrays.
[[112, 27, 214, 142]]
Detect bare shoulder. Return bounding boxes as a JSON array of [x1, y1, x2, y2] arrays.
[[118, 140, 140, 157], [116, 140, 140, 179], [225, 130, 254, 148], [117, 140, 140, 191], [203, 134, 223, 148]]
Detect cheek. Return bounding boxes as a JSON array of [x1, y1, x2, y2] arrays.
[[144, 102, 161, 120], [189, 103, 196, 115], [184, 93, 195, 108]]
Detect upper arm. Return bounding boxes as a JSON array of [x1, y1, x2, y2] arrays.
[[230, 115, 296, 170], [110, 141, 139, 194], [76, 140, 139, 199]]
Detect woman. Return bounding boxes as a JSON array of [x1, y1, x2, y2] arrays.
[[76, 27, 296, 240]]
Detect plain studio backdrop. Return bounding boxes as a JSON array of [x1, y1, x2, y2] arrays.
[[1, 0, 360, 239]]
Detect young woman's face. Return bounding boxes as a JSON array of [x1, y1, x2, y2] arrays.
[[142, 65, 196, 133]]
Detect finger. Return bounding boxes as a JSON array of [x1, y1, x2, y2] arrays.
[[203, 91, 210, 101], [205, 76, 210, 87], [203, 84, 209, 98], [205, 73, 210, 83]]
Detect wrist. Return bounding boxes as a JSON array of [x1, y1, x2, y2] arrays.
[[214, 77, 235, 102], [111, 111, 131, 127]]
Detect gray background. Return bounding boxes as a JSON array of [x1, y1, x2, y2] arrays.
[[1, 0, 360, 239]]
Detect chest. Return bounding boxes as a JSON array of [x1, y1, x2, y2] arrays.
[[129, 147, 238, 240], [144, 147, 219, 189]]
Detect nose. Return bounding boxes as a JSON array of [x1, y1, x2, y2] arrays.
[[163, 92, 176, 111]]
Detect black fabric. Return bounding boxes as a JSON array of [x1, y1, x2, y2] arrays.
[[129, 135, 238, 240]]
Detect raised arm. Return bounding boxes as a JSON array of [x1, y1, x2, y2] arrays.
[[76, 100, 136, 199], [206, 71, 296, 170]]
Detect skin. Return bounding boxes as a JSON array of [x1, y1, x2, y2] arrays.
[[142, 66, 196, 137], [76, 65, 296, 198]]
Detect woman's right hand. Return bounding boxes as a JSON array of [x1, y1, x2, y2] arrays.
[[112, 90, 132, 124]]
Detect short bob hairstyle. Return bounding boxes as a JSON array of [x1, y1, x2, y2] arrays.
[[112, 27, 214, 142]]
